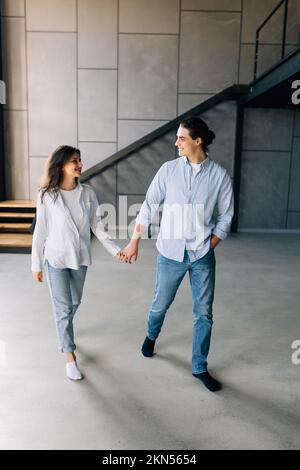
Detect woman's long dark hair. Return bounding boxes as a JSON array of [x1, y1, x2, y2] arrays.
[[39, 145, 81, 203]]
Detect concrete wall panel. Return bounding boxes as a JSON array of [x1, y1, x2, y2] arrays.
[[79, 142, 117, 170], [78, 0, 117, 68], [78, 69, 117, 142], [243, 108, 294, 152], [119, 0, 179, 34], [26, 0, 76, 31], [288, 137, 300, 211], [182, 0, 241, 10], [27, 32, 77, 156], [119, 35, 178, 120], [1, 0, 25, 17], [239, 150, 290, 229], [179, 11, 240, 93], [1, 18, 27, 110], [4, 110, 29, 199], [118, 120, 167, 150]]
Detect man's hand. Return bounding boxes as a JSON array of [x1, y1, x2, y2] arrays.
[[117, 223, 143, 264], [33, 271, 43, 282], [120, 240, 139, 264], [116, 250, 130, 263], [210, 234, 221, 250]]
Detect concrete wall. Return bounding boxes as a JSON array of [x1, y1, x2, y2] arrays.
[[86, 100, 237, 237], [239, 108, 300, 230], [1, 0, 299, 230]]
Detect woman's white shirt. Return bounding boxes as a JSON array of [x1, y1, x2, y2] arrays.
[[31, 183, 120, 272], [60, 185, 82, 229]]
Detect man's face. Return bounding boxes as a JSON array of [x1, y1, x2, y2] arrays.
[[175, 126, 202, 157]]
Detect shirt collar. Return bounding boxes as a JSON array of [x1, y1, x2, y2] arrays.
[[58, 182, 83, 192], [183, 156, 210, 170], [77, 182, 84, 192], [57, 182, 83, 203]]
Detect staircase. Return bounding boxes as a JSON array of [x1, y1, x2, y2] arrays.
[[0, 2, 298, 251], [0, 200, 36, 253]]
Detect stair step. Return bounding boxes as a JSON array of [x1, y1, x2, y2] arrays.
[[0, 199, 36, 208], [0, 211, 35, 218], [0, 212, 35, 224], [0, 223, 32, 233], [0, 233, 32, 253], [0, 200, 36, 213]]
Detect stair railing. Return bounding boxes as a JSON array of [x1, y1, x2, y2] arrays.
[[254, 0, 289, 80]]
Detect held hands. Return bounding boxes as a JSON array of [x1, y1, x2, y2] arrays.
[[33, 271, 43, 282], [116, 240, 139, 264], [32, 248, 137, 277], [116, 251, 128, 263]]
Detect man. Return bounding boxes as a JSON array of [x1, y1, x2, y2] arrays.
[[122, 117, 233, 392]]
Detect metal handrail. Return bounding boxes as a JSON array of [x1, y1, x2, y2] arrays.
[[81, 84, 249, 182], [254, 0, 289, 79]]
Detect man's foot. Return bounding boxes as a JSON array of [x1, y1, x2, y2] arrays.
[[141, 336, 156, 357], [66, 361, 83, 381], [193, 371, 221, 392]]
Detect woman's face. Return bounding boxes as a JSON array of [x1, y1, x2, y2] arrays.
[[62, 153, 83, 179]]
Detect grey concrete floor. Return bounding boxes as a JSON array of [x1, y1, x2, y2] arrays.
[[0, 233, 299, 450]]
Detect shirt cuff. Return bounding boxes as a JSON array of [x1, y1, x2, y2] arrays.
[[101, 238, 121, 257], [111, 245, 121, 257], [212, 227, 228, 241], [31, 264, 42, 272], [135, 215, 150, 227]]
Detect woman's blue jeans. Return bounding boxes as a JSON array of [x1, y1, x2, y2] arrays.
[[45, 261, 87, 353], [147, 249, 216, 374]]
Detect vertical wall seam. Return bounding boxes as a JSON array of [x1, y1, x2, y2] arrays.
[[76, 0, 78, 148], [176, 0, 181, 118], [24, 0, 31, 199], [285, 111, 296, 228], [175, 0, 182, 159], [116, 0, 120, 232], [237, 0, 244, 83]]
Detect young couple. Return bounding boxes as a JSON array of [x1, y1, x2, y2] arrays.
[[31, 117, 233, 391]]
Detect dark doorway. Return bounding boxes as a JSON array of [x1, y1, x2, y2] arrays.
[[0, 6, 6, 201]]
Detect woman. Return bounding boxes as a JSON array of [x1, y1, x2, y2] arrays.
[[31, 145, 125, 381]]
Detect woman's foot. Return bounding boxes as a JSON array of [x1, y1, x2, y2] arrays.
[[66, 361, 83, 381], [65, 352, 82, 380], [66, 351, 76, 363]]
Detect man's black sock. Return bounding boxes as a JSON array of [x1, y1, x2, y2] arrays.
[[193, 371, 222, 392], [141, 336, 155, 357]]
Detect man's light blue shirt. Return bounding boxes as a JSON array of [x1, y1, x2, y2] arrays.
[[136, 156, 234, 262]]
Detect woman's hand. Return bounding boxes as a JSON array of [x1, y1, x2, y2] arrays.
[[116, 250, 130, 263], [121, 240, 139, 263], [33, 271, 43, 282], [116, 251, 126, 263]]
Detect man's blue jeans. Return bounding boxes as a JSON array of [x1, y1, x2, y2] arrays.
[[147, 249, 216, 374], [45, 261, 87, 353]]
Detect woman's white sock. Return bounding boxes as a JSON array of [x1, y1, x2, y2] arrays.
[[66, 361, 83, 380]]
